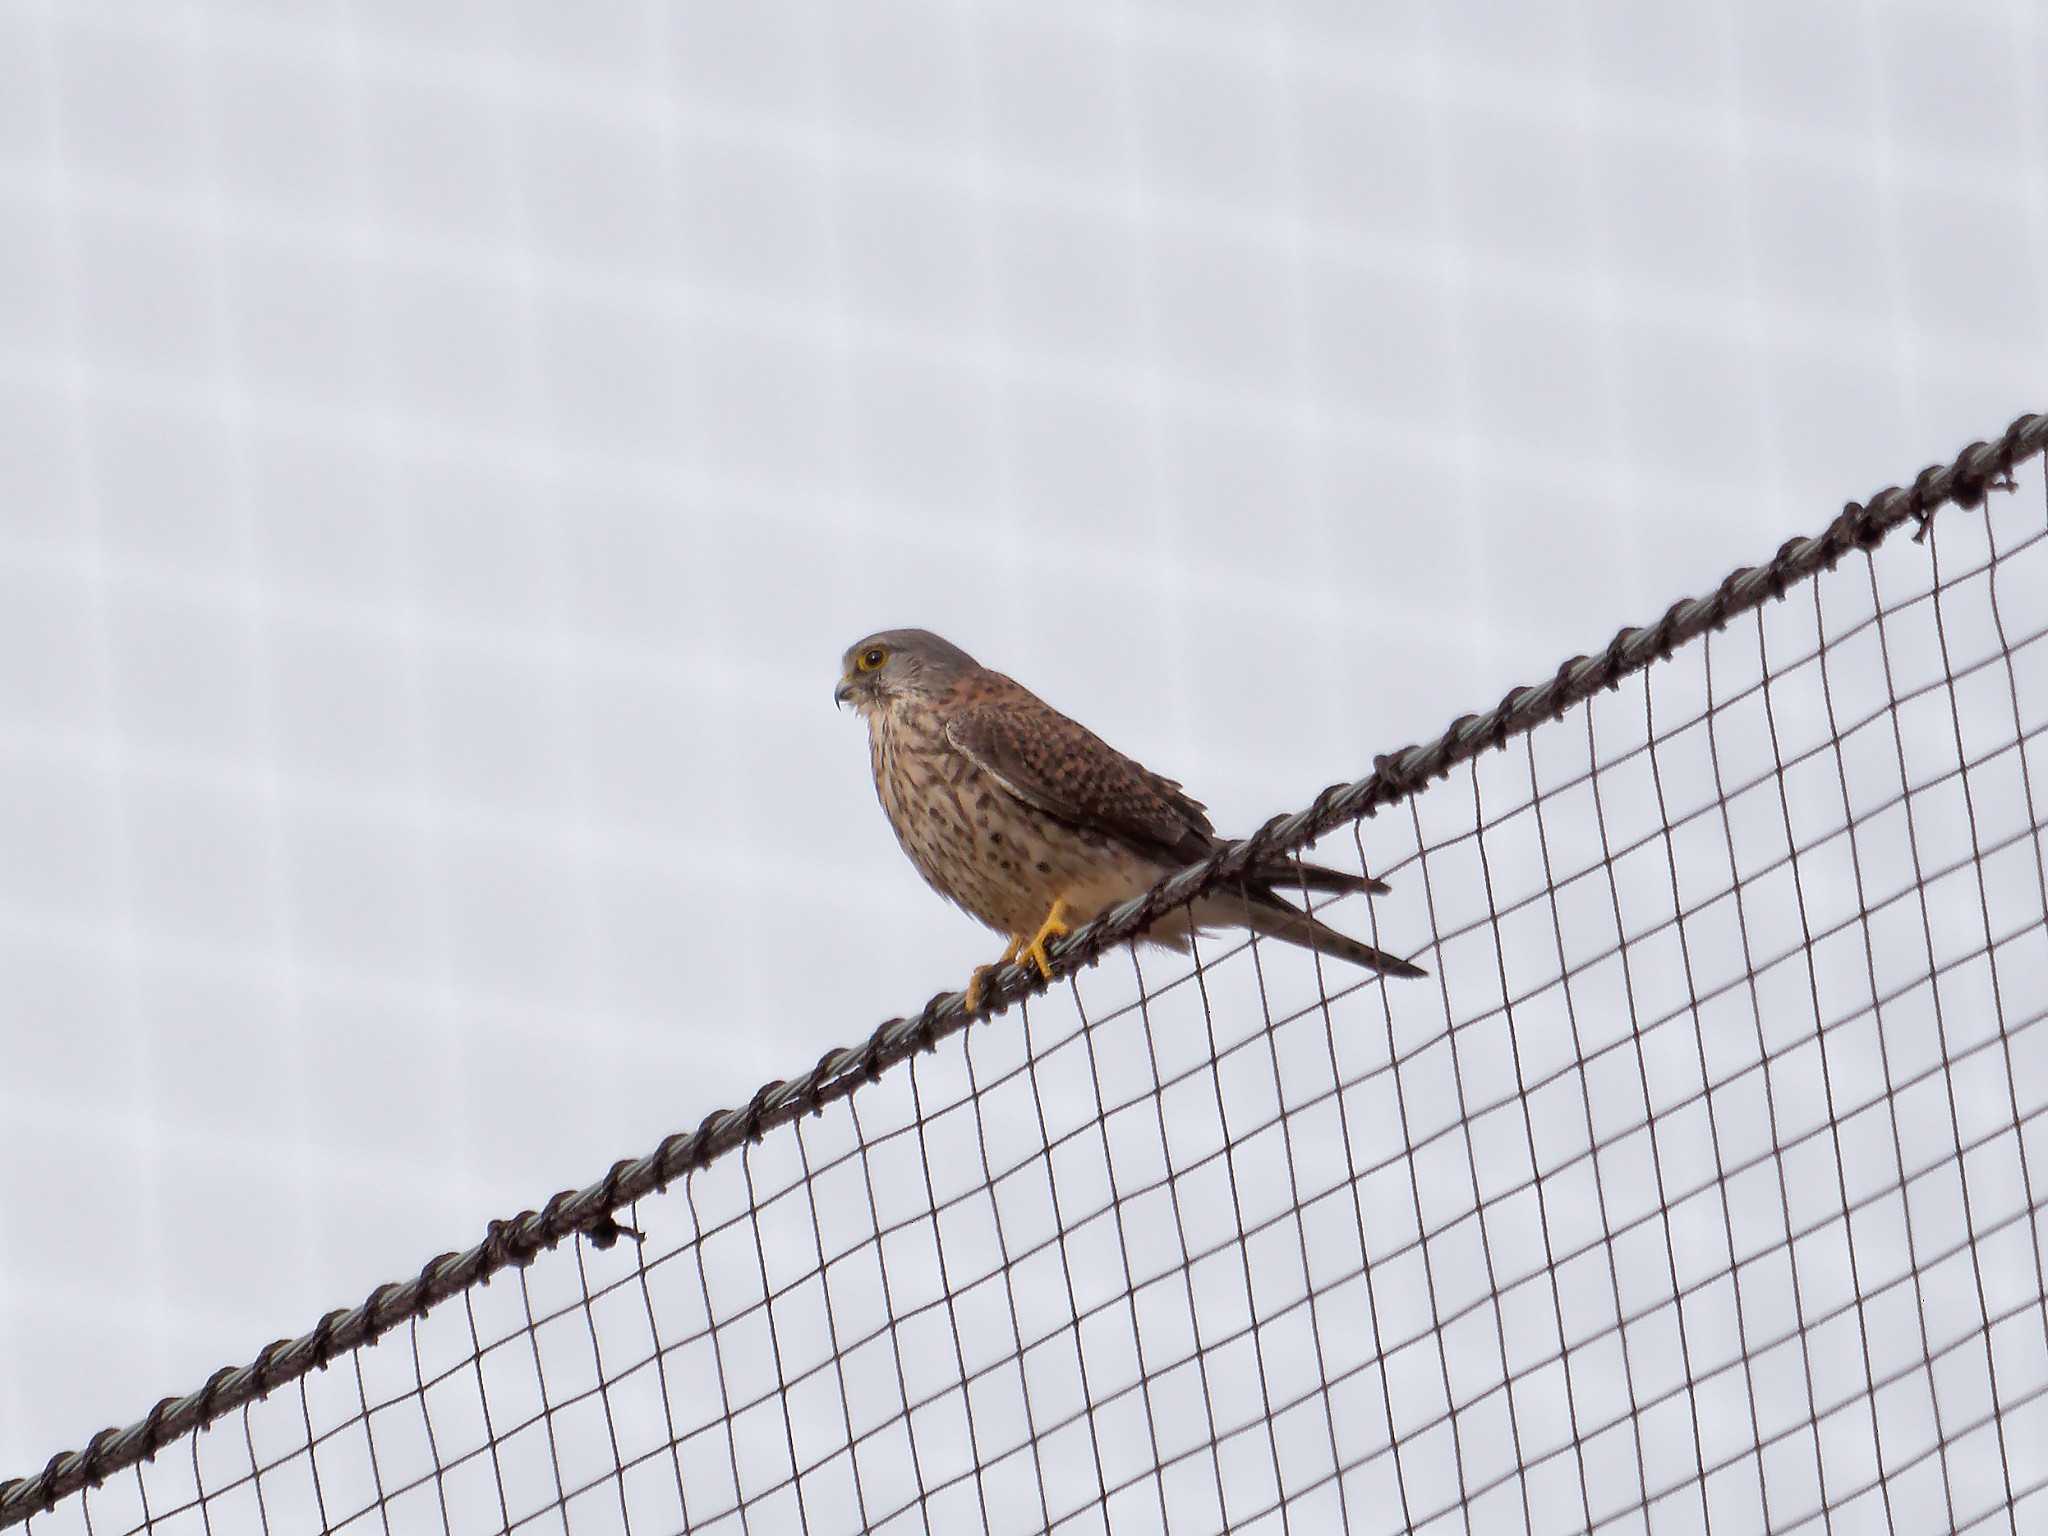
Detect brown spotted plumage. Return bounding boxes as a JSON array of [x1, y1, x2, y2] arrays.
[[835, 628, 1425, 1003]]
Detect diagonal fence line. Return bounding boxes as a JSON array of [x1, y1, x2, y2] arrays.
[[412, 905, 2048, 1471], [512, 745, 2046, 1360], [127, 958, 2048, 1535], [2, 411, 2045, 1529], [48, 518, 2048, 1528]]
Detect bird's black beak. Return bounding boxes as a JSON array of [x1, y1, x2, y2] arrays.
[[834, 678, 855, 708]]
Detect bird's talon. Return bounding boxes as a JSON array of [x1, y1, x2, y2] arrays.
[[1023, 898, 1073, 982], [967, 934, 1030, 1011]]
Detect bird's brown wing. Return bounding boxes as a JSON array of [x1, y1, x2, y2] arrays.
[[943, 680, 1214, 862]]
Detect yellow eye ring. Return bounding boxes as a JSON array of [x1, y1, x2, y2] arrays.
[[856, 647, 887, 672]]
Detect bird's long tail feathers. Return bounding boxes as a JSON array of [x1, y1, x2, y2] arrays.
[[1187, 887, 1426, 978], [1237, 854, 1391, 898]]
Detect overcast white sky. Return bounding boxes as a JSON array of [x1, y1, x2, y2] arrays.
[[1, 0, 2044, 1527]]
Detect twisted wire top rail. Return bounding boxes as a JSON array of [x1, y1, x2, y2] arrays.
[[3, 411, 2042, 1528]]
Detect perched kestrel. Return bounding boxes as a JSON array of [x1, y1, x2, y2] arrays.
[[835, 629, 1425, 1006]]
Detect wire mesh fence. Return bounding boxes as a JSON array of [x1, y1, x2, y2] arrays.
[[6, 420, 2048, 1534]]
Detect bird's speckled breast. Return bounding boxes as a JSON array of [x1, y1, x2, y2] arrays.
[[868, 698, 1159, 939]]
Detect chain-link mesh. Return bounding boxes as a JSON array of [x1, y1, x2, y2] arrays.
[[6, 431, 2047, 1534]]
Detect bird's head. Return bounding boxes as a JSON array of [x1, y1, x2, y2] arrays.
[[835, 628, 978, 714]]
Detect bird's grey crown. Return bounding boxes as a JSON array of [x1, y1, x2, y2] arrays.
[[843, 628, 981, 675]]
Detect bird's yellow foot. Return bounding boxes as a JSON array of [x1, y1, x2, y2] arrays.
[[965, 936, 1027, 1011], [1022, 897, 1073, 982]]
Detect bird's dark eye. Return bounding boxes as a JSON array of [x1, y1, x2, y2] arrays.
[[858, 647, 887, 672]]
